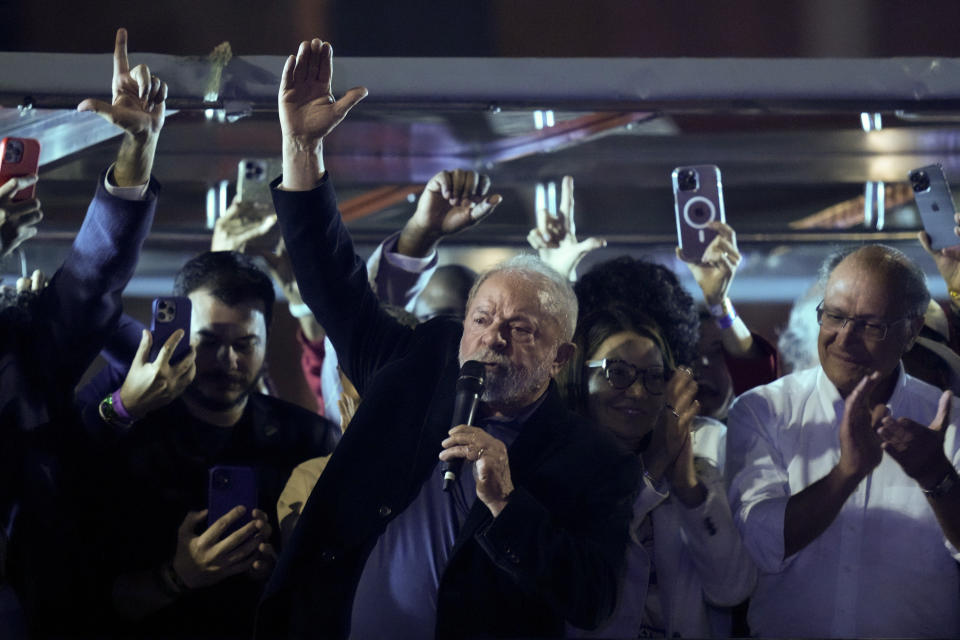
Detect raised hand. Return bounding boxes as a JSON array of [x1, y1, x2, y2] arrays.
[[397, 169, 503, 257], [0, 176, 42, 259], [77, 28, 167, 140], [678, 221, 741, 306], [278, 39, 367, 151], [118, 329, 196, 419], [877, 389, 955, 489], [919, 224, 960, 301], [526, 176, 605, 281], [211, 196, 278, 253], [257, 238, 302, 306]]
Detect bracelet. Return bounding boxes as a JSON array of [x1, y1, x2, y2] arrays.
[[111, 389, 133, 421], [922, 469, 958, 499], [288, 302, 313, 318], [98, 394, 134, 429]]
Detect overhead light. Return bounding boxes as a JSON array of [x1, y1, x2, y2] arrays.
[[860, 111, 882, 132]]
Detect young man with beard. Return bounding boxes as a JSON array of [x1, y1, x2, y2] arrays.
[[254, 38, 640, 639], [77, 250, 340, 637]]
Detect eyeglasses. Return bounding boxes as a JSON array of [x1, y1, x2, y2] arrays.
[[586, 359, 666, 395], [815, 302, 912, 342]]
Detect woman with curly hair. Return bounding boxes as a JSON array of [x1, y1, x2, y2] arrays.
[[557, 290, 755, 638]]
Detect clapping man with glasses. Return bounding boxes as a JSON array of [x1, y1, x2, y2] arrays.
[[726, 244, 960, 639]]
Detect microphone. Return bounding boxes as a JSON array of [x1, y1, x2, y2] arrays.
[[442, 360, 486, 492]]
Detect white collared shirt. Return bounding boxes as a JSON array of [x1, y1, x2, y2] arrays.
[[727, 366, 960, 639]]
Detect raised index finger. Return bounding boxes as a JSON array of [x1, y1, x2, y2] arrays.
[[114, 28, 130, 77]]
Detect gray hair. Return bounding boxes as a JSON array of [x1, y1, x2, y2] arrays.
[[820, 244, 930, 318], [466, 254, 578, 341]]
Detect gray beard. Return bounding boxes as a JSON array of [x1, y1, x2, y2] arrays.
[[462, 353, 553, 409]]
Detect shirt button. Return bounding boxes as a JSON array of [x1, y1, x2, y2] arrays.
[[320, 550, 337, 563], [378, 505, 392, 517]]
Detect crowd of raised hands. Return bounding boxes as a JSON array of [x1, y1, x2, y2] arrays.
[[4, 27, 960, 640]]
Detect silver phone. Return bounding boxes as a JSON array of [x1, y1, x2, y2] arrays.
[[237, 158, 283, 205], [910, 163, 959, 251]]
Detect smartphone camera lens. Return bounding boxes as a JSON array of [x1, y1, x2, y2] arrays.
[[244, 162, 265, 180], [909, 170, 931, 193], [157, 300, 174, 322], [212, 469, 232, 490], [677, 169, 698, 192], [4, 139, 23, 164]]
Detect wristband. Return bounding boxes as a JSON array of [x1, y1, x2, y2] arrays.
[[715, 310, 737, 330], [922, 469, 958, 498], [709, 298, 737, 330], [707, 297, 734, 318], [288, 302, 313, 318], [111, 389, 133, 421]]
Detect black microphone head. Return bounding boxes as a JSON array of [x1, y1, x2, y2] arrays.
[[457, 360, 486, 394]]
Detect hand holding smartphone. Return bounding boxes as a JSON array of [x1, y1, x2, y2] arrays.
[[909, 164, 960, 252], [237, 158, 283, 206], [0, 137, 41, 201], [672, 165, 726, 263], [208, 465, 257, 535], [150, 297, 192, 364]]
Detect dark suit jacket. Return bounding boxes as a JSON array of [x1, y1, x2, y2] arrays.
[[257, 175, 639, 639], [0, 174, 159, 632]]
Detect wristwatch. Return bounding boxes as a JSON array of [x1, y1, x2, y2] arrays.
[[98, 393, 134, 429]]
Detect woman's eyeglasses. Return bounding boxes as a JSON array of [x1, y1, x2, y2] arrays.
[[586, 359, 666, 395]]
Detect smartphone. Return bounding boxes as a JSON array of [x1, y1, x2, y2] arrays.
[[672, 164, 726, 263], [208, 465, 257, 535], [237, 158, 282, 206], [909, 164, 960, 251], [0, 137, 41, 201], [150, 297, 192, 364]]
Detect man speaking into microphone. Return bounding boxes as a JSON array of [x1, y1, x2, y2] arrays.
[[257, 37, 640, 640]]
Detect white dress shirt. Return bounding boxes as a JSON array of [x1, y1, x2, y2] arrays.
[[727, 365, 960, 639], [573, 418, 757, 639]]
